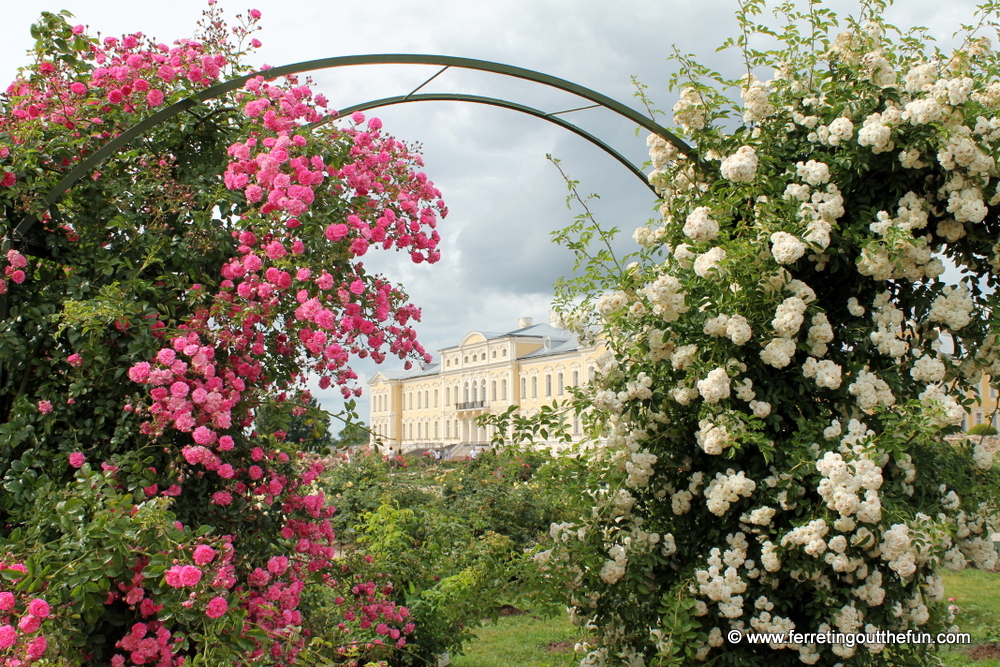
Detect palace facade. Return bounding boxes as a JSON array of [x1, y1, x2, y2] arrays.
[[368, 315, 603, 453]]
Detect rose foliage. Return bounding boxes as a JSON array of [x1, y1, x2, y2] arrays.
[[531, 1, 1000, 666], [0, 5, 444, 666]]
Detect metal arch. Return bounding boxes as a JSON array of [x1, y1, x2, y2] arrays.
[[330, 93, 656, 193], [15, 53, 699, 240]]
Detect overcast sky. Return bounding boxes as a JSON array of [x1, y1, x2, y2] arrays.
[[1, 0, 984, 431]]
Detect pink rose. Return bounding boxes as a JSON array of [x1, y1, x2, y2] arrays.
[[27, 599, 49, 618], [69, 452, 86, 468], [19, 613, 40, 633], [193, 545, 216, 566], [0, 625, 15, 649], [0, 592, 13, 610], [26, 634, 47, 660], [205, 596, 228, 619], [211, 491, 232, 506], [37, 400, 53, 414], [128, 362, 151, 383], [67, 353, 83, 368]]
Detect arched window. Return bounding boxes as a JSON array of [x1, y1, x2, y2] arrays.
[[573, 370, 579, 386], [531, 376, 538, 398], [557, 372, 564, 395], [446, 359, 450, 368], [481, 380, 486, 403], [454, 419, 459, 438], [589, 367, 596, 383], [545, 374, 552, 396], [417, 392, 421, 409], [492, 380, 497, 401], [435, 421, 439, 438], [425, 390, 429, 408], [445, 387, 451, 405], [521, 377, 526, 397], [408, 392, 413, 410], [434, 389, 439, 407], [464, 356, 468, 364], [446, 421, 451, 438], [503, 349, 507, 357], [501, 379, 507, 400], [464, 382, 470, 402], [492, 350, 497, 359], [472, 383, 478, 402], [472, 354, 477, 362], [408, 423, 413, 439], [417, 423, 421, 439]]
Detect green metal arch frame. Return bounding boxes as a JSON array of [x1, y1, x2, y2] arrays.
[[14, 54, 698, 241], [330, 93, 656, 193]]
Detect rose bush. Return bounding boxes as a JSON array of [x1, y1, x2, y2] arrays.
[[530, 1, 1000, 665], [0, 5, 442, 665]]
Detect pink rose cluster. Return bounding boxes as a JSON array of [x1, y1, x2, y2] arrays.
[[333, 580, 413, 650], [128, 329, 248, 441], [0, 567, 50, 662], [3, 249, 27, 288]]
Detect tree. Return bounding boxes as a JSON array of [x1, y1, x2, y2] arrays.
[[0, 6, 442, 665], [531, 2, 1000, 665], [256, 395, 335, 453]]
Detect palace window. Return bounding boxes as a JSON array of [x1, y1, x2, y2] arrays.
[[545, 374, 552, 397], [557, 372, 564, 395], [501, 379, 507, 400], [492, 380, 497, 401], [532, 376, 538, 398]]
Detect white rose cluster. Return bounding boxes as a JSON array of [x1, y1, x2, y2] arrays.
[[771, 296, 807, 337], [704, 469, 756, 516], [802, 357, 843, 389], [760, 337, 797, 369], [642, 274, 689, 321], [696, 419, 735, 456], [917, 384, 966, 427], [600, 544, 628, 585], [857, 111, 894, 152], [910, 354, 946, 383], [595, 290, 629, 318], [928, 284, 974, 330], [697, 367, 731, 404], [781, 518, 830, 557], [683, 206, 720, 241], [720, 145, 759, 182], [742, 75, 775, 122], [673, 86, 706, 131], [726, 313, 752, 345], [555, 7, 1000, 665], [625, 449, 658, 488], [816, 452, 883, 521], [769, 231, 807, 264], [806, 312, 834, 356], [848, 369, 896, 411], [694, 246, 727, 277]]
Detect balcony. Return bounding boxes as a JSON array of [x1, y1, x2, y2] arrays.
[[455, 400, 486, 410]]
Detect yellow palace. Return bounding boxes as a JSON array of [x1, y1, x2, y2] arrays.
[[368, 314, 604, 455]]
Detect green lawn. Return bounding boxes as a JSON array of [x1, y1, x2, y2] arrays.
[[450, 611, 582, 667], [941, 569, 1000, 666], [445, 570, 1000, 667]]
